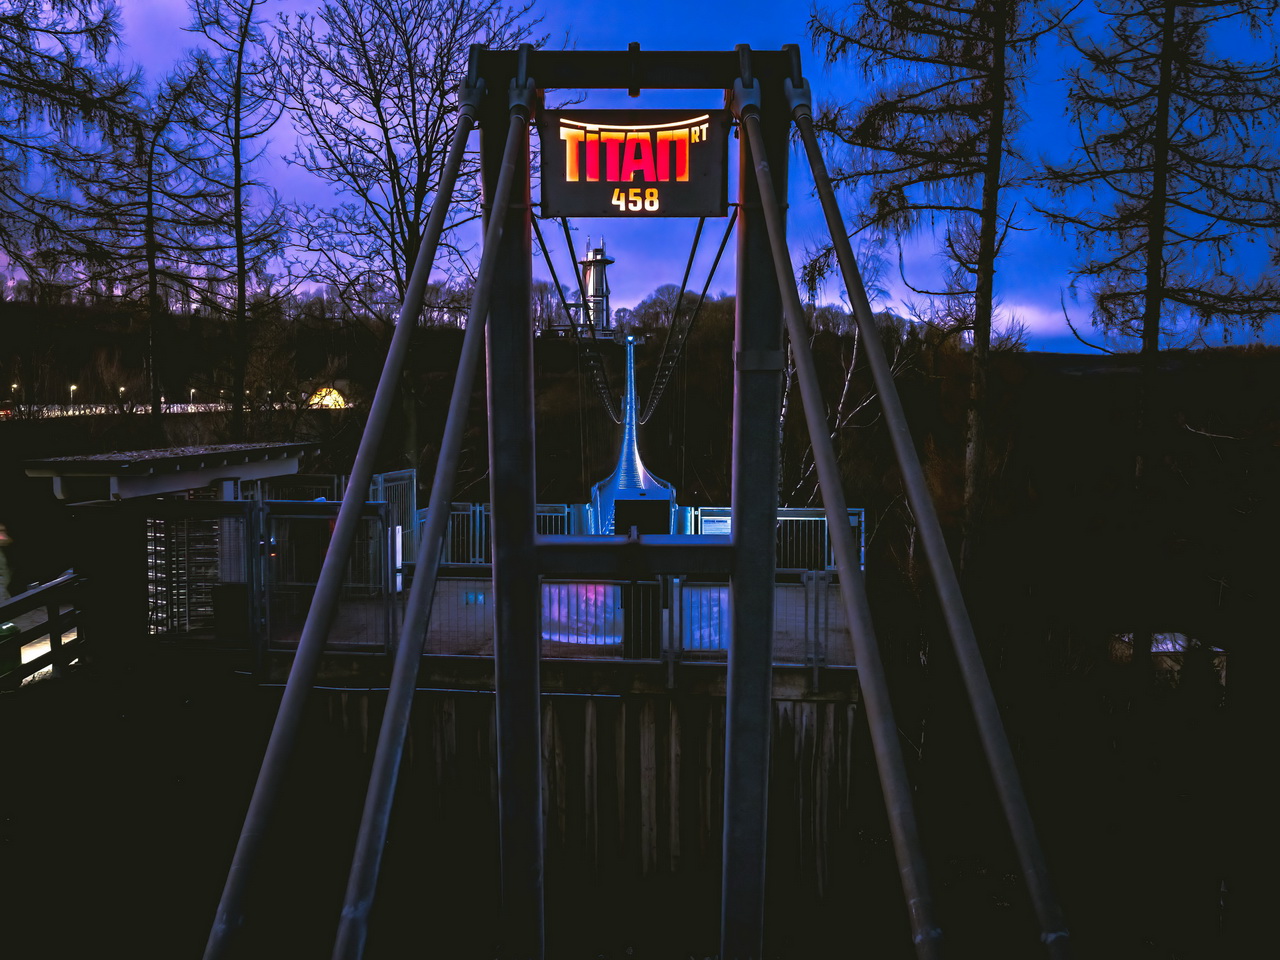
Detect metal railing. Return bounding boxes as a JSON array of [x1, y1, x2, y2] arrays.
[[697, 506, 865, 571], [412, 570, 849, 671], [0, 573, 83, 688], [140, 499, 392, 655], [133, 494, 860, 670], [426, 503, 864, 572], [428, 502, 572, 565], [369, 469, 418, 561]]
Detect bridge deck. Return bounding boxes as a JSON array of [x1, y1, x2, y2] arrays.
[[260, 578, 851, 665]]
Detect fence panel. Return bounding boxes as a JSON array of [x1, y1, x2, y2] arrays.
[[147, 516, 221, 637], [423, 576, 494, 656], [772, 579, 809, 665], [681, 582, 730, 658], [370, 469, 418, 561], [541, 581, 623, 651], [821, 574, 853, 666], [697, 507, 866, 571], [263, 503, 390, 652]]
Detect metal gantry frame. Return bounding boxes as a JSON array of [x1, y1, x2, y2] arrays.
[[202, 43, 1069, 960]]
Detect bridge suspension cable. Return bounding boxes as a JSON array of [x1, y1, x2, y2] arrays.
[[639, 208, 738, 424], [531, 213, 621, 423]]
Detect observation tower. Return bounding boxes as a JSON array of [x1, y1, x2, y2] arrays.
[[578, 239, 614, 332]]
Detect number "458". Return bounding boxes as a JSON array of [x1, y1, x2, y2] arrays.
[[611, 187, 659, 212]]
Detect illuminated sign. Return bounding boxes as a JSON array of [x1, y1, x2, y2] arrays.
[[538, 110, 729, 218]]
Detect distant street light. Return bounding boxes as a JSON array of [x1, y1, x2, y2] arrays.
[[69, 384, 77, 411], [190, 388, 196, 406]]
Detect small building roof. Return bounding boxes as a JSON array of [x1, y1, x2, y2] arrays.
[[24, 442, 319, 501]]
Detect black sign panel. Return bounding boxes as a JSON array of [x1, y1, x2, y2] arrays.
[[538, 110, 729, 218]]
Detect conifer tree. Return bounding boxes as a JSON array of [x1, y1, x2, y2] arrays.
[[1040, 0, 1280, 715], [1039, 0, 1280, 354], [0, 0, 135, 283], [188, 0, 288, 438], [808, 0, 1063, 569], [83, 66, 228, 421]]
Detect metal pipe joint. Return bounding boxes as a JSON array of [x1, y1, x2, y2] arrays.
[[509, 78, 535, 117], [729, 77, 760, 121], [457, 77, 486, 116], [784, 77, 812, 119], [509, 42, 536, 117]]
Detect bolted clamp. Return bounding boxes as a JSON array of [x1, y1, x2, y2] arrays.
[[457, 77, 485, 117], [458, 44, 486, 120], [785, 77, 812, 121], [509, 42, 536, 118], [729, 43, 760, 121], [509, 78, 535, 118], [730, 77, 760, 121]]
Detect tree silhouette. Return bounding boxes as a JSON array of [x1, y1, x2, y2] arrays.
[[187, 0, 289, 438], [0, 0, 135, 284], [808, 0, 1066, 568], [274, 0, 543, 314], [274, 0, 543, 466], [1039, 0, 1280, 781], [83, 65, 228, 421], [1039, 0, 1280, 354]]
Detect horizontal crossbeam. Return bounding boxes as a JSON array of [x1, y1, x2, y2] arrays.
[[474, 49, 796, 91], [534, 534, 733, 578]]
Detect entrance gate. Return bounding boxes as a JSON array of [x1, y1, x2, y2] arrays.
[[203, 45, 1070, 960]]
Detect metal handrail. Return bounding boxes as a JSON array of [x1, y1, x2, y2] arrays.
[[0, 572, 83, 687]]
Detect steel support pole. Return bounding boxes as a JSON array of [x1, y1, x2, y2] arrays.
[[203, 90, 483, 960], [483, 66, 543, 960], [787, 71, 1070, 958], [734, 83, 945, 960], [332, 86, 529, 960], [720, 48, 784, 960]]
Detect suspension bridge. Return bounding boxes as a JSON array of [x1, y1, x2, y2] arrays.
[[1, 44, 1070, 960]]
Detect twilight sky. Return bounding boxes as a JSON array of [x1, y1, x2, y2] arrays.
[[114, 0, 1279, 353]]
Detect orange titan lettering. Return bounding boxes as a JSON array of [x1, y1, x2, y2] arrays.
[[561, 127, 585, 181], [620, 132, 657, 182]]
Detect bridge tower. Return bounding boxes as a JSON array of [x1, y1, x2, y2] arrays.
[[588, 335, 677, 535]]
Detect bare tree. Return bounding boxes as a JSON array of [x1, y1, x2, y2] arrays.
[[274, 0, 543, 312], [274, 0, 543, 465], [188, 0, 290, 438], [630, 283, 696, 333]]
